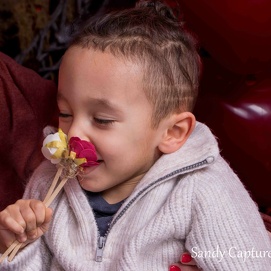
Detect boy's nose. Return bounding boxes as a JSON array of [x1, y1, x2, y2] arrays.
[[67, 121, 91, 143]]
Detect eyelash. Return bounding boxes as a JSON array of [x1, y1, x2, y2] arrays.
[[94, 118, 115, 126], [59, 113, 115, 127], [59, 113, 72, 118]]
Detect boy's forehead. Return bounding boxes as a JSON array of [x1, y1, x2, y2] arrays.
[[61, 47, 144, 89], [65, 47, 143, 75], [58, 47, 150, 106]]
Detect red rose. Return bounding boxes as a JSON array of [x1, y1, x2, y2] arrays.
[[69, 137, 99, 167]]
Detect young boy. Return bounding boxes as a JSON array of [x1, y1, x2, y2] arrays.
[[0, 1, 270, 270]]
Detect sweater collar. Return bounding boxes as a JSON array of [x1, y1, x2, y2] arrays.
[[131, 122, 220, 194]]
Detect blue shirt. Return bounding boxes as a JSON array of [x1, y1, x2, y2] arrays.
[[84, 190, 125, 236]]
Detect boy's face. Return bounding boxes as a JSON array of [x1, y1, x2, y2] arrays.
[[57, 47, 166, 203]]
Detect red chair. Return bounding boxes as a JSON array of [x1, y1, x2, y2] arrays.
[[0, 52, 58, 211]]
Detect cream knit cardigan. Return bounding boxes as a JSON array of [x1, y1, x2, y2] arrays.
[[1, 122, 270, 270]]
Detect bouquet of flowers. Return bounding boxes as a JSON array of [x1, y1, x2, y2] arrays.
[[0, 129, 98, 263]]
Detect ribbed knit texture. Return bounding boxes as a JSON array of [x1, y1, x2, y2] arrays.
[[1, 122, 270, 270]]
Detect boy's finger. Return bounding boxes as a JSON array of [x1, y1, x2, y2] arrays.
[[44, 207, 53, 224], [29, 200, 47, 227], [0, 211, 25, 234], [38, 208, 53, 235], [19, 205, 37, 233], [29, 208, 53, 240]]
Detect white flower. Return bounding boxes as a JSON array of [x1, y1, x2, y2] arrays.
[[41, 129, 68, 164]]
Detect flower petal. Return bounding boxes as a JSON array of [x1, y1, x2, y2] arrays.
[[80, 149, 97, 161], [68, 137, 99, 167], [41, 129, 68, 164], [69, 137, 84, 153]]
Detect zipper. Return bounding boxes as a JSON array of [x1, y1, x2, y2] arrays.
[[95, 236, 106, 262], [94, 156, 214, 262]]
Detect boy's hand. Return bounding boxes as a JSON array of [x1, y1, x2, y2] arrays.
[[169, 252, 200, 271], [0, 199, 52, 253]]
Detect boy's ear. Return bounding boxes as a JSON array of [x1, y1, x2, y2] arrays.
[[158, 112, 196, 154]]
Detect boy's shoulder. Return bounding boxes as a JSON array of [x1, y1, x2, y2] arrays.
[[183, 153, 257, 213]]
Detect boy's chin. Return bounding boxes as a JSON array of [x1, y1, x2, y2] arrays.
[[79, 181, 109, 195]]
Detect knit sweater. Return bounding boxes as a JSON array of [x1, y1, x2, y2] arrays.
[[1, 122, 270, 270]]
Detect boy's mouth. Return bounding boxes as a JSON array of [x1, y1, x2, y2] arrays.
[[82, 162, 100, 175]]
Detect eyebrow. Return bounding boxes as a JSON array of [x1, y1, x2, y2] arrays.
[[57, 92, 123, 115], [89, 98, 122, 114]]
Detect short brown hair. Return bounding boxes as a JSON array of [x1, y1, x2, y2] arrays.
[[70, 0, 201, 127]]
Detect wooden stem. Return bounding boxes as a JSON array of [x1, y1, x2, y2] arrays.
[[43, 167, 63, 203], [0, 240, 19, 264]]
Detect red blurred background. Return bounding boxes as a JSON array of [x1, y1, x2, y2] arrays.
[[176, 0, 271, 211]]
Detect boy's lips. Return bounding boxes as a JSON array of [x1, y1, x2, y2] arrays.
[[82, 160, 102, 174]]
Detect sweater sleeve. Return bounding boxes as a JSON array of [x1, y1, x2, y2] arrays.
[[0, 161, 56, 270], [185, 157, 271, 270]]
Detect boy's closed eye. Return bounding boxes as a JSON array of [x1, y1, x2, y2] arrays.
[[93, 118, 115, 126], [59, 112, 115, 126], [59, 112, 72, 118]]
